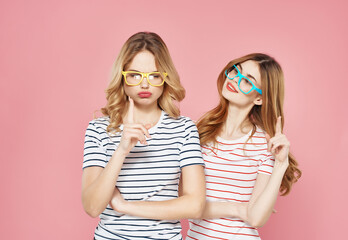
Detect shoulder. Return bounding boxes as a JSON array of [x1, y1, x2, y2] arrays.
[[179, 115, 197, 131], [249, 126, 272, 154], [162, 113, 196, 127], [161, 113, 198, 139], [86, 116, 110, 135], [179, 116, 199, 138], [253, 126, 268, 138]]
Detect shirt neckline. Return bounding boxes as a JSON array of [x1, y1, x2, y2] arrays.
[[216, 128, 254, 144], [116, 110, 165, 130], [147, 110, 165, 134]]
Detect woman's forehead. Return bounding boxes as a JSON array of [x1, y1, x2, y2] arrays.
[[238, 60, 261, 82], [127, 51, 157, 72]]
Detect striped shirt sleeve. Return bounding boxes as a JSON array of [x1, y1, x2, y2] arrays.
[[258, 152, 275, 175], [82, 120, 107, 169], [179, 118, 205, 168]]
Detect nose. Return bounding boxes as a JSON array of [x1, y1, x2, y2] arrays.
[[232, 76, 240, 84], [140, 76, 150, 88]]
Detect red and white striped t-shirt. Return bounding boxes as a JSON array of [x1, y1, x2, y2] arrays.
[[186, 127, 275, 240]]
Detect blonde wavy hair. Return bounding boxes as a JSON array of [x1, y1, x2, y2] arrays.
[[97, 32, 185, 134], [197, 53, 301, 195]]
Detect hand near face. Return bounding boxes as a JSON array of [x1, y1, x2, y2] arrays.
[[265, 117, 290, 164], [118, 97, 151, 155]]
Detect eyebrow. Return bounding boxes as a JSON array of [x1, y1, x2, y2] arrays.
[[237, 64, 257, 82], [127, 69, 158, 72]]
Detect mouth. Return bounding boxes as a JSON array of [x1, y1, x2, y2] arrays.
[[226, 82, 238, 93], [138, 92, 152, 98]]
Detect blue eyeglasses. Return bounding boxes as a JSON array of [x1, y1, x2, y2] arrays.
[[225, 65, 262, 95]]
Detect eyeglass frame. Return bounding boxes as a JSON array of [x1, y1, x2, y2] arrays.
[[225, 65, 262, 95], [122, 71, 167, 87]]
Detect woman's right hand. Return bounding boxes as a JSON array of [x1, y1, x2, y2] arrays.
[[118, 97, 151, 155]]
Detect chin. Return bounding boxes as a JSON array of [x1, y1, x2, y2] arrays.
[[135, 97, 158, 106]]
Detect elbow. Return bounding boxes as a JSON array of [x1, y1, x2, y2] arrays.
[[82, 200, 102, 218], [246, 205, 268, 229], [85, 208, 101, 218], [81, 192, 104, 218], [247, 216, 266, 229], [249, 220, 263, 229]]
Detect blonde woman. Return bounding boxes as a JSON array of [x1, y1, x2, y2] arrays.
[[82, 32, 206, 240], [186, 53, 301, 239]]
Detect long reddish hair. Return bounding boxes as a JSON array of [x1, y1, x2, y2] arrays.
[[197, 53, 301, 195]]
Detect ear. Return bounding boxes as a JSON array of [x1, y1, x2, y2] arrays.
[[253, 96, 262, 105]]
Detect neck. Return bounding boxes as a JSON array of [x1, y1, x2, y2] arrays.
[[133, 102, 162, 125], [221, 103, 254, 139]]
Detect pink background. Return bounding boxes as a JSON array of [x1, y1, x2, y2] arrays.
[[1, 0, 347, 239]]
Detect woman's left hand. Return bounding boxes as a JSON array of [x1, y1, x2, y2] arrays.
[[110, 187, 127, 213], [265, 116, 290, 164]]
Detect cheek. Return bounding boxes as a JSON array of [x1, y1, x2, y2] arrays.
[[221, 81, 226, 92], [221, 81, 230, 98], [154, 86, 164, 96], [221, 87, 228, 99], [123, 84, 133, 97], [248, 91, 259, 99]]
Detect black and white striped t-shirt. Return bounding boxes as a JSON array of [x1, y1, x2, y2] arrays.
[[83, 111, 205, 240]]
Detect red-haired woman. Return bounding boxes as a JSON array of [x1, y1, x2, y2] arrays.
[[186, 53, 301, 240]]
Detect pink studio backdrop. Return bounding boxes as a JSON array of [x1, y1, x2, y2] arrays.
[[1, 0, 347, 239]]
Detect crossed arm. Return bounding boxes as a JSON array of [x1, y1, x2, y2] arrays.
[[201, 160, 288, 228], [110, 164, 206, 220], [81, 149, 127, 218], [82, 98, 206, 219], [201, 117, 290, 228], [82, 150, 206, 221], [82, 150, 206, 220]]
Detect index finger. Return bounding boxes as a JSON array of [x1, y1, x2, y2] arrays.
[[276, 116, 282, 134], [127, 97, 134, 124]]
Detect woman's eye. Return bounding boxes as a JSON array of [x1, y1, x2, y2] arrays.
[[228, 69, 237, 77], [149, 74, 161, 80], [131, 74, 141, 79], [242, 78, 252, 85]]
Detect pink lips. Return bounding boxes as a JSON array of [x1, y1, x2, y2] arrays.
[[227, 82, 238, 93], [138, 92, 152, 98]]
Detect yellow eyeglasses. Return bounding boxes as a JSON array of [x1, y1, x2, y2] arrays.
[[122, 71, 167, 86]]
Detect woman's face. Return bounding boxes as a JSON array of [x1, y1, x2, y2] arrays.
[[222, 60, 263, 108], [123, 50, 164, 108]]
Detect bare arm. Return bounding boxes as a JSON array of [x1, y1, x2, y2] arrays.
[[199, 162, 286, 225], [179, 174, 242, 220], [200, 201, 247, 220], [200, 117, 289, 227], [245, 116, 289, 228], [81, 98, 150, 217], [81, 149, 127, 218], [246, 161, 288, 228], [110, 165, 206, 220]]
